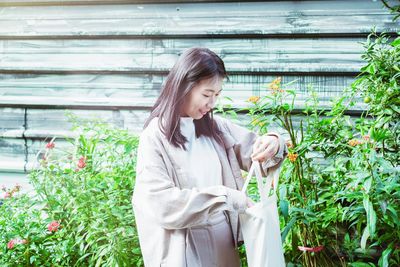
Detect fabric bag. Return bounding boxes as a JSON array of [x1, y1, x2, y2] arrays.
[[239, 161, 285, 267]]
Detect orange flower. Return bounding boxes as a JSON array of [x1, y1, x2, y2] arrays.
[[247, 96, 260, 104], [268, 77, 282, 89], [288, 153, 298, 162], [269, 83, 279, 90], [348, 139, 362, 146]]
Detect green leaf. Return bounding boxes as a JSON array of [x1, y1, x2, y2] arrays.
[[350, 263, 375, 267], [290, 207, 315, 216], [391, 37, 400, 47], [281, 216, 296, 243], [390, 104, 400, 114], [361, 63, 376, 74], [363, 196, 377, 238], [386, 206, 399, 223], [378, 246, 392, 267], [360, 226, 370, 250], [279, 200, 289, 219], [363, 177, 372, 193], [282, 103, 291, 111]]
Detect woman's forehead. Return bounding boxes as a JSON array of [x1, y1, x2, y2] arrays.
[[197, 77, 223, 90]]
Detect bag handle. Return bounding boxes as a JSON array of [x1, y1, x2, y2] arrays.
[[241, 161, 279, 202]]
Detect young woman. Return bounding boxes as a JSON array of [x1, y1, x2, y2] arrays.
[[132, 47, 287, 267]]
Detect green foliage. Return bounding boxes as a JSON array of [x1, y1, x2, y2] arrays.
[[0, 116, 142, 266], [242, 32, 400, 266]]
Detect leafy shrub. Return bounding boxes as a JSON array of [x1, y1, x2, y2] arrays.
[[0, 116, 142, 266]]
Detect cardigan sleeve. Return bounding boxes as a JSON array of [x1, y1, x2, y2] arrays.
[[132, 129, 247, 230], [216, 116, 288, 175]]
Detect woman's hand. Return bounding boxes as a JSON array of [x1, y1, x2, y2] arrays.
[[251, 135, 279, 162]]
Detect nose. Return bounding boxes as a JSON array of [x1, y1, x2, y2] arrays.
[[206, 96, 217, 109]]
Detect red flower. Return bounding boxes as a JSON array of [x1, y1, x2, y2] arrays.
[[7, 239, 16, 249], [298, 245, 324, 253], [47, 221, 60, 232], [46, 142, 55, 149], [77, 157, 86, 169]]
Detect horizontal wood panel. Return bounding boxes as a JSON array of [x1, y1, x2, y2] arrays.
[[0, 108, 25, 134], [0, 38, 365, 73], [26, 109, 150, 133], [0, 73, 358, 109], [0, 137, 26, 172], [0, 38, 365, 53], [0, 1, 397, 37], [0, 0, 244, 6]]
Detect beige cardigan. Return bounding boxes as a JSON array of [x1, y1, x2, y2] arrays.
[[132, 115, 287, 267]]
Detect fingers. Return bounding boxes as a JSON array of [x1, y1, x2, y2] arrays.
[[252, 138, 262, 153], [251, 136, 279, 162]]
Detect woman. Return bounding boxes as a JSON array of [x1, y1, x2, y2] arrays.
[[132, 47, 287, 267]]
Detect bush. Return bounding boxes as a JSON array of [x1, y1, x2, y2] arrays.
[[242, 35, 399, 266], [0, 116, 142, 266]]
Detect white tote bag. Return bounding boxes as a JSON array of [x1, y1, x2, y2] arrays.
[[239, 161, 285, 267]]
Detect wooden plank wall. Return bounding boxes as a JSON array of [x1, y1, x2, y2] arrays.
[[0, 0, 398, 177]]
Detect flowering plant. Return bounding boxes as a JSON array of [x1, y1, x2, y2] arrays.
[[242, 67, 399, 266], [0, 116, 142, 266]]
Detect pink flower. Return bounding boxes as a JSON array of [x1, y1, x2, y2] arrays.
[[20, 239, 27, 244], [77, 157, 86, 169], [46, 142, 55, 149], [362, 135, 370, 141], [298, 245, 324, 253], [7, 239, 16, 249], [47, 221, 60, 232]]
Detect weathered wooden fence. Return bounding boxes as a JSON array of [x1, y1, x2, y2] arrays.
[[0, 0, 398, 184]]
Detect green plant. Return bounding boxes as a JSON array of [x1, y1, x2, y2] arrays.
[[243, 64, 399, 266], [1, 115, 142, 266]]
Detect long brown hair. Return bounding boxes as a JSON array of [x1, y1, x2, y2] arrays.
[[144, 47, 227, 150]]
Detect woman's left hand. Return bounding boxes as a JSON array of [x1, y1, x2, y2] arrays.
[[251, 135, 279, 162]]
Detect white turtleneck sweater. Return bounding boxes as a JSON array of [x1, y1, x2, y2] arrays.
[[179, 117, 222, 188]]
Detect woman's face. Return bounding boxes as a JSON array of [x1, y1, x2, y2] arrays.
[[181, 77, 223, 119]]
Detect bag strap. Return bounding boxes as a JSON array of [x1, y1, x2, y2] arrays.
[[241, 161, 279, 202]]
